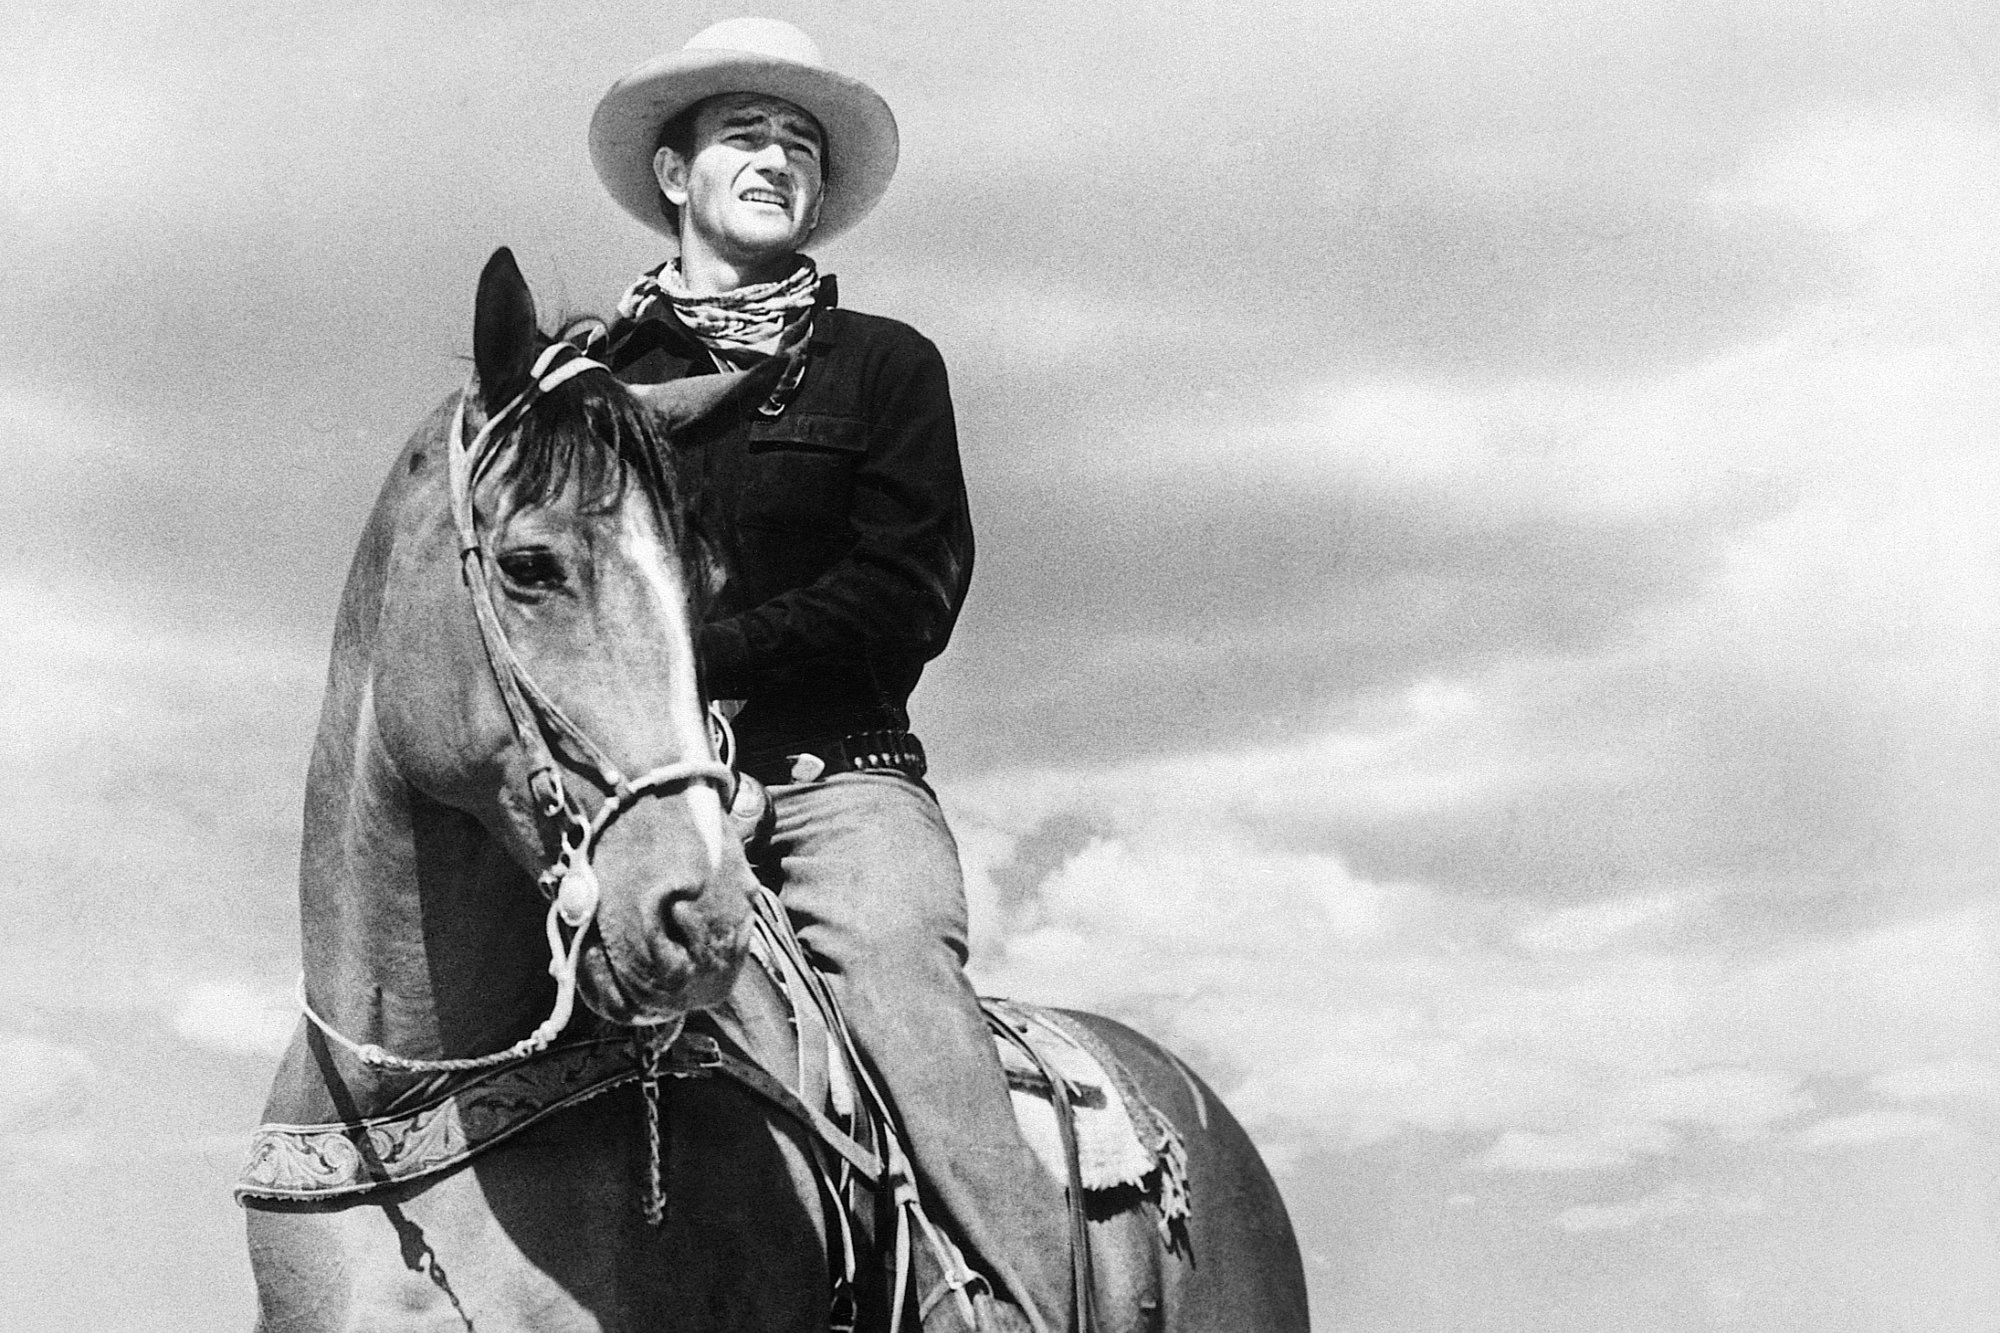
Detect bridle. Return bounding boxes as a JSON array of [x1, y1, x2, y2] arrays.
[[300, 342, 736, 1075]]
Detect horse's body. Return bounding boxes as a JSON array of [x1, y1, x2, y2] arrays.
[[244, 252, 1308, 1331]]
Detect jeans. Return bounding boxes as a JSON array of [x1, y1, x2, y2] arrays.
[[761, 771, 1072, 1333]]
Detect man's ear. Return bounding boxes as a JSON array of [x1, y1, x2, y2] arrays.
[[653, 146, 690, 209], [473, 247, 539, 415]]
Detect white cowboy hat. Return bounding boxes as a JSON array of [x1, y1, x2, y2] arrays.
[[589, 17, 899, 248]]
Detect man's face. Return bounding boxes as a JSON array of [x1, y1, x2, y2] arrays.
[[654, 93, 826, 266]]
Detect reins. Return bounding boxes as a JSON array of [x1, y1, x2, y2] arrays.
[[299, 341, 735, 1076]]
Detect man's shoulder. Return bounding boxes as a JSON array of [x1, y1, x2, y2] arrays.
[[824, 306, 942, 362]]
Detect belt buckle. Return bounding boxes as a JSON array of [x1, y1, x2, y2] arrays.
[[787, 752, 828, 783]]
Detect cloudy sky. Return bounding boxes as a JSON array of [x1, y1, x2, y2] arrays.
[[4, 1, 1998, 1327]]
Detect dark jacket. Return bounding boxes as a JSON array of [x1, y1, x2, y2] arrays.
[[607, 280, 974, 765]]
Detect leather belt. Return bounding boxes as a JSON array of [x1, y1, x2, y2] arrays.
[[740, 729, 928, 788]]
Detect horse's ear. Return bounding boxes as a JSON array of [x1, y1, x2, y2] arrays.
[[473, 247, 539, 414]]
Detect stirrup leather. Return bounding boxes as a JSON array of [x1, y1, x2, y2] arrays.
[[988, 1008, 1101, 1333], [738, 884, 994, 1333]]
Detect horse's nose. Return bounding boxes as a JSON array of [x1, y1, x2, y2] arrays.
[[577, 786, 753, 1019], [639, 783, 728, 915], [645, 843, 757, 1004]]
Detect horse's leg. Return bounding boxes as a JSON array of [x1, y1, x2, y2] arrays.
[[246, 1083, 832, 1332], [1062, 1014, 1311, 1333], [247, 1168, 609, 1333], [245, 1087, 658, 1333]]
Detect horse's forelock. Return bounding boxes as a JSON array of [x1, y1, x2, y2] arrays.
[[493, 371, 660, 507], [491, 372, 716, 605]]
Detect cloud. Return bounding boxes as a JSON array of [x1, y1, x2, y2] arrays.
[[1870, 1060, 2000, 1105], [171, 979, 299, 1060], [0, 1032, 94, 1133], [1715, 95, 2000, 322], [940, 140, 2000, 1125], [939, 300, 2000, 831], [1514, 894, 1697, 955], [1467, 1124, 1677, 1172], [1794, 1111, 1961, 1152], [950, 713, 1996, 1164], [0, 1031, 97, 1175], [1553, 1181, 1766, 1233], [888, 0, 1947, 396], [1614, 1067, 1814, 1138], [907, 107, 2000, 928], [0, 570, 315, 1018]]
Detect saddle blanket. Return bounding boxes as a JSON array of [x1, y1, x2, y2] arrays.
[[983, 998, 1190, 1224]]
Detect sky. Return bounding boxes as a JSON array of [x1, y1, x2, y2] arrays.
[[3, 0, 1998, 1328]]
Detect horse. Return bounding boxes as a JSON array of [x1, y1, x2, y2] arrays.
[[241, 247, 1310, 1332]]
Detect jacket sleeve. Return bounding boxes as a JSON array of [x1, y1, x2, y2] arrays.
[[697, 330, 975, 696]]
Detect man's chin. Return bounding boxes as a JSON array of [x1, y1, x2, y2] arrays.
[[720, 222, 811, 261]]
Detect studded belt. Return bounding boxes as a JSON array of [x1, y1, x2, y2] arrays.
[[739, 729, 929, 788]]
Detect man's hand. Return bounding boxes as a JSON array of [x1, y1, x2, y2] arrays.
[[725, 772, 773, 849]]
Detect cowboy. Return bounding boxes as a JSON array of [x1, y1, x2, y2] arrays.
[[588, 18, 1072, 1333]]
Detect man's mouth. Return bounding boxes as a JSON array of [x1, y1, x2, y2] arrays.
[[740, 188, 790, 209]]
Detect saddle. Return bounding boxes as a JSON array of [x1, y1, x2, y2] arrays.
[[724, 883, 1191, 1333]]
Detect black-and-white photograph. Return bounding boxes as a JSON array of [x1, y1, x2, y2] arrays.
[[4, 3, 1996, 1329]]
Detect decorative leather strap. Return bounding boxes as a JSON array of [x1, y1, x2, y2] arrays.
[[671, 1029, 885, 1183]]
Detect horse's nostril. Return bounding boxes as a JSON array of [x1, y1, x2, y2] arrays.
[[656, 878, 735, 948], [653, 865, 755, 956]]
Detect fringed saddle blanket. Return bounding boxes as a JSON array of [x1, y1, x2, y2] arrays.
[[986, 999, 1191, 1238]]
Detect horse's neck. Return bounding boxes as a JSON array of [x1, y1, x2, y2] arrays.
[[296, 405, 553, 1064]]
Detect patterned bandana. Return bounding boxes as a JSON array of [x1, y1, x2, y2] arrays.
[[616, 256, 820, 362]]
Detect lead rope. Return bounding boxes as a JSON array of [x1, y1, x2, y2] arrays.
[[639, 1023, 673, 1226]]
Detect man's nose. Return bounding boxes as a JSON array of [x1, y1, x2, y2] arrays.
[[749, 141, 790, 173]]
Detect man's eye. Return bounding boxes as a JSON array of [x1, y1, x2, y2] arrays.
[[496, 550, 564, 588]]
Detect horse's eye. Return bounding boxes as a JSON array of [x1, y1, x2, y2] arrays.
[[496, 549, 565, 589]]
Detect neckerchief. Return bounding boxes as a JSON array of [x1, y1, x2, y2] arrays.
[[617, 256, 820, 365]]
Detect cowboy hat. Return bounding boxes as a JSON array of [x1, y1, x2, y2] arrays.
[[589, 17, 899, 248]]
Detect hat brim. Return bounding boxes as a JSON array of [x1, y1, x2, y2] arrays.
[[589, 48, 899, 248]]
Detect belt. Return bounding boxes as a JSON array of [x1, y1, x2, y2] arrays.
[[739, 729, 928, 788]]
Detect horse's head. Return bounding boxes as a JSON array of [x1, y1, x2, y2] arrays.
[[371, 248, 755, 1030]]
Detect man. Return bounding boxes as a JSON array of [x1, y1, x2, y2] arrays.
[[588, 19, 1072, 1333]]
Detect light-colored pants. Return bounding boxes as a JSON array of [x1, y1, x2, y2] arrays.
[[762, 770, 1072, 1333]]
